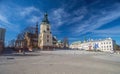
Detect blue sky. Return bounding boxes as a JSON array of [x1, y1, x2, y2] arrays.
[[0, 0, 120, 45]]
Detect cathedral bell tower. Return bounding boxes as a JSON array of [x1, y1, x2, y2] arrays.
[[38, 13, 53, 50]]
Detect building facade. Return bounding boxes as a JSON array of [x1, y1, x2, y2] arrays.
[[24, 24, 38, 51], [0, 28, 6, 53], [15, 23, 38, 52], [38, 13, 53, 50], [70, 38, 115, 52]]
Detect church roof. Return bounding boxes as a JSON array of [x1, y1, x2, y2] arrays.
[[42, 13, 49, 24]]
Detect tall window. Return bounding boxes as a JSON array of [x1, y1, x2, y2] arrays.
[[47, 26, 49, 31], [47, 40, 49, 42]]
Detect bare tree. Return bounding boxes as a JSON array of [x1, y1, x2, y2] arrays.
[[63, 37, 69, 48], [8, 39, 16, 48]]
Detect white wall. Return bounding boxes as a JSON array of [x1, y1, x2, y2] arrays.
[[70, 38, 115, 52]]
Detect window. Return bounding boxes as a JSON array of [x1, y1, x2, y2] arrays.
[[47, 40, 49, 42], [47, 27, 49, 31], [47, 26, 49, 31]]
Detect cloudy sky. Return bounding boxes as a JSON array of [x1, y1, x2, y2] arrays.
[[0, 0, 120, 45]]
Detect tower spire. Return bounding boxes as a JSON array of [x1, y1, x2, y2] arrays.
[[42, 12, 49, 24]]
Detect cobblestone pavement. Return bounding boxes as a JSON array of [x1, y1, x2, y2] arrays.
[[0, 50, 120, 74]]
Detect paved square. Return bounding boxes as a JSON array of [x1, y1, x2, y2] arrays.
[[0, 50, 120, 74]]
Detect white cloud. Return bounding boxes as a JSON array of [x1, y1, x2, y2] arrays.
[[73, 3, 120, 35], [0, 14, 14, 28], [0, 13, 20, 32], [0, 14, 9, 24], [74, 7, 87, 16], [0, 5, 43, 32], [20, 6, 41, 17], [17, 6, 43, 24], [51, 8, 69, 27], [27, 15, 41, 23], [49, 7, 87, 36], [93, 26, 120, 34], [68, 15, 84, 25], [51, 7, 87, 27]]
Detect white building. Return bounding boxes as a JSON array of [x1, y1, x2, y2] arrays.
[[70, 38, 115, 52], [70, 41, 82, 49]]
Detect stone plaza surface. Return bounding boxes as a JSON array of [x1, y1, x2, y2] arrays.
[[0, 50, 120, 74]]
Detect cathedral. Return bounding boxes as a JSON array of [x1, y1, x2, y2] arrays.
[[15, 13, 69, 52]]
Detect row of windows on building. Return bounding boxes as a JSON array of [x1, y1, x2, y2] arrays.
[[101, 42, 112, 44], [72, 42, 112, 45], [93, 42, 112, 45], [101, 45, 112, 48]]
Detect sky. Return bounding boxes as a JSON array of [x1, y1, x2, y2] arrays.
[[0, 0, 120, 45]]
